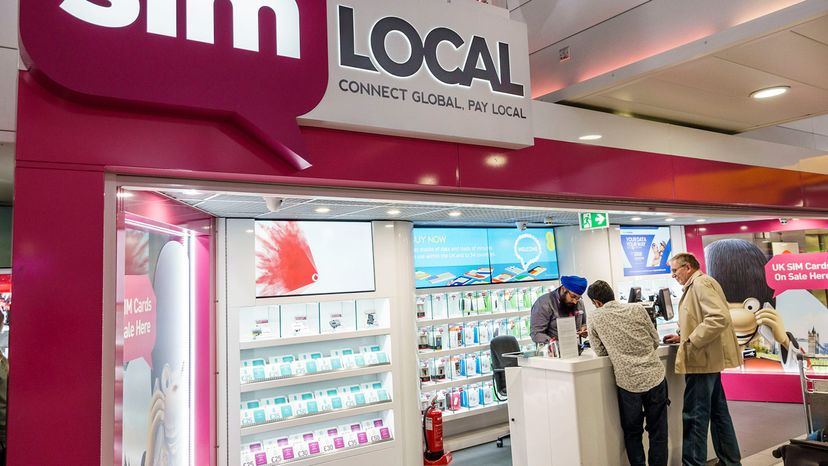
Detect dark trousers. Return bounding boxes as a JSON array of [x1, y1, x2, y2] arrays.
[[682, 373, 741, 466], [617, 378, 669, 466]]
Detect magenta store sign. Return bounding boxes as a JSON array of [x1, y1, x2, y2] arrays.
[[20, 0, 329, 169]]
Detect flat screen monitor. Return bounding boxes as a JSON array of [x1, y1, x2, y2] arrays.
[[628, 287, 642, 303], [655, 288, 674, 321], [254, 221, 376, 297], [412, 227, 560, 288], [412, 228, 492, 288], [487, 228, 559, 284]]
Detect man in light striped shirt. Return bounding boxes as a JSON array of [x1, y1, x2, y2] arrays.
[[587, 280, 667, 466]]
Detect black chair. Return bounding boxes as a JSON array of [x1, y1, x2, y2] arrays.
[[490, 335, 520, 448]]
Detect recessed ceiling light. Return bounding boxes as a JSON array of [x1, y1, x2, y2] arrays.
[[201, 226, 211, 230], [387, 209, 401, 215], [665, 218, 675, 222], [116, 192, 134, 198], [740, 225, 748, 230], [699, 227, 707, 232], [630, 217, 642, 221], [183, 189, 201, 196], [384, 224, 394, 228], [750, 86, 789, 99], [314, 207, 331, 214], [578, 134, 603, 141], [448, 211, 462, 217], [696, 219, 706, 223]]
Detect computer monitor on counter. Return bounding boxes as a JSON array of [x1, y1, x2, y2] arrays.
[[628, 287, 642, 303], [654, 288, 674, 321]]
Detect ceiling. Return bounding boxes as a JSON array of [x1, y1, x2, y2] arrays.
[[157, 189, 769, 227], [528, 1, 828, 134]]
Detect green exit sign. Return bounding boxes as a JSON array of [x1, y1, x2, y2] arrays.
[[579, 212, 610, 230]]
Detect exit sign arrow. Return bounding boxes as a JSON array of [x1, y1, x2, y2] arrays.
[[579, 212, 610, 231]]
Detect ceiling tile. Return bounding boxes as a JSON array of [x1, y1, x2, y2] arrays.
[[792, 15, 828, 46], [715, 30, 828, 90]]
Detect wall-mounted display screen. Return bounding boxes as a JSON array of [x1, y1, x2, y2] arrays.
[[413, 227, 559, 288], [255, 221, 376, 297], [620, 226, 672, 276], [488, 228, 559, 283], [412, 228, 491, 287]]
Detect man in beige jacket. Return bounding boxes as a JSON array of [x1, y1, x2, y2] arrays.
[[663, 253, 741, 466]]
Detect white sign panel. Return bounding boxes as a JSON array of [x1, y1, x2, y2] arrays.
[[300, 0, 534, 149]]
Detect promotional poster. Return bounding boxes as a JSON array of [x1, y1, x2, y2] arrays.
[[120, 222, 192, 466], [620, 226, 672, 276], [255, 221, 376, 297]]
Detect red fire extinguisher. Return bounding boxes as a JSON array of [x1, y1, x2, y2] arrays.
[[423, 398, 452, 465]]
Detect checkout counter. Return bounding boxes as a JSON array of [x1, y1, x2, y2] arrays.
[[506, 345, 715, 466]]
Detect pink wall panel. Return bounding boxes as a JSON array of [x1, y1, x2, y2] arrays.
[[299, 127, 460, 189], [9, 167, 106, 465], [672, 157, 804, 208], [684, 218, 828, 271], [458, 139, 675, 200]]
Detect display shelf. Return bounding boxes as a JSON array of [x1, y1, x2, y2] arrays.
[[442, 402, 506, 421], [257, 439, 396, 466], [240, 401, 394, 437], [240, 328, 391, 350], [443, 423, 509, 452], [420, 374, 492, 392], [418, 338, 533, 359], [240, 364, 393, 393], [416, 310, 531, 327]]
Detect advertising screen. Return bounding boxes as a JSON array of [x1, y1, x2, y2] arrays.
[[255, 221, 376, 297], [620, 226, 672, 276], [413, 228, 491, 288], [488, 228, 559, 283], [413, 227, 559, 288]]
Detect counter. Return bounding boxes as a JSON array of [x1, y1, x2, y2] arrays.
[[506, 345, 714, 466]]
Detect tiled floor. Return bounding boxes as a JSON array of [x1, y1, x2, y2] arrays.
[[452, 401, 805, 466]]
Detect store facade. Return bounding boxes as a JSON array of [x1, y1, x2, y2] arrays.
[[12, 1, 828, 465]]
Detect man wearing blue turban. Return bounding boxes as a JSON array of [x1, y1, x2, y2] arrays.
[[530, 275, 589, 343]]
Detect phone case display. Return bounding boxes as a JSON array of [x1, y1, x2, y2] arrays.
[[414, 283, 555, 421], [240, 415, 395, 465]]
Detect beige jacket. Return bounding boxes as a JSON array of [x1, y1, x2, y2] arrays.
[[675, 271, 741, 374]]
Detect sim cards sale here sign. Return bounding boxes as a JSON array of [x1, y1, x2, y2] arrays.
[[20, 0, 533, 170]]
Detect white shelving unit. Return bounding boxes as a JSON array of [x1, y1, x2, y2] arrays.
[[413, 280, 559, 450], [220, 220, 416, 466]]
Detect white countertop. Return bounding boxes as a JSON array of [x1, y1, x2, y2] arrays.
[[516, 344, 676, 373]]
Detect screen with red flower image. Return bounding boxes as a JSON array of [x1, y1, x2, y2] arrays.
[[255, 221, 376, 297]]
